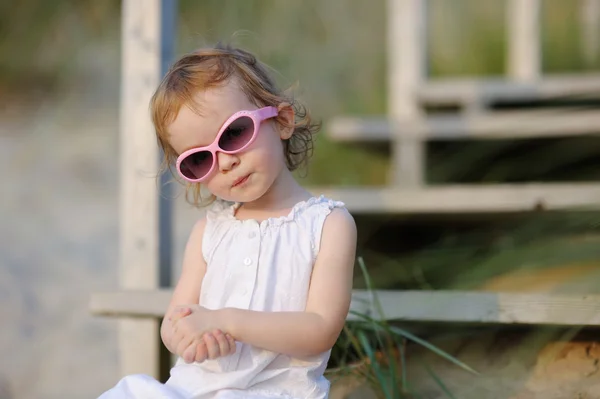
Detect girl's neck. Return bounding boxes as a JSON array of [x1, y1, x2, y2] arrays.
[[238, 169, 311, 215]]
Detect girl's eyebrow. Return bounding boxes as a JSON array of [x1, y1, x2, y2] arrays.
[[210, 108, 246, 136], [174, 127, 215, 152], [182, 112, 231, 150], [191, 129, 217, 148], [215, 108, 241, 128], [187, 104, 245, 149]]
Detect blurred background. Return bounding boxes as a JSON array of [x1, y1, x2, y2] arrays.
[[2, 1, 600, 398]]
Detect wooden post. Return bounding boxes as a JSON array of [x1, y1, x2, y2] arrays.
[[158, 0, 176, 293], [388, 0, 427, 187], [581, 0, 600, 65], [119, 0, 176, 379], [507, 0, 541, 81], [158, 0, 177, 381]]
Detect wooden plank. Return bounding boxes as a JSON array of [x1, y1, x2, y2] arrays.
[[328, 117, 393, 141], [90, 289, 600, 326], [310, 184, 600, 214], [418, 74, 600, 107], [388, 0, 426, 187], [91, 290, 172, 318], [327, 109, 600, 141], [507, 0, 540, 81], [119, 0, 172, 379], [351, 290, 600, 326]]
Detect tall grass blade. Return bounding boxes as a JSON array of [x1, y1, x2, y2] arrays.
[[424, 363, 457, 399]]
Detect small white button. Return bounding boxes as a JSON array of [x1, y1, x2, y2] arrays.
[[241, 288, 248, 295], [249, 232, 256, 239], [243, 257, 252, 266]]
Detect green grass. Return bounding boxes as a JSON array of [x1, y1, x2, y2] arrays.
[[296, 136, 390, 186], [329, 258, 478, 398]]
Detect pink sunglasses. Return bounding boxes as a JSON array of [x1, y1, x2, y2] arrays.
[[176, 106, 278, 183]]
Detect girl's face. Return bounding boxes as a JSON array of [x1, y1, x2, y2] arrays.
[[167, 80, 292, 204]]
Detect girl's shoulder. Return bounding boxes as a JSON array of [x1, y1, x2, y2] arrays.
[[258, 195, 347, 228], [289, 195, 346, 220]]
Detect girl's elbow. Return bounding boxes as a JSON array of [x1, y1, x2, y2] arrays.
[[307, 329, 341, 356], [297, 343, 329, 358], [311, 342, 334, 357]]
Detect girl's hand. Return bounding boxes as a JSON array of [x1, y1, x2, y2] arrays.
[[169, 306, 209, 362], [169, 306, 192, 323], [170, 305, 236, 362], [181, 329, 237, 363]]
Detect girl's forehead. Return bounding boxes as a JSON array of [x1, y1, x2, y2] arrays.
[[167, 85, 254, 151], [198, 82, 249, 110], [191, 82, 255, 124]]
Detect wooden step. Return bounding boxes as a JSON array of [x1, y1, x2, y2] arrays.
[[89, 289, 600, 326], [327, 109, 600, 142], [418, 73, 600, 108], [309, 184, 600, 214]]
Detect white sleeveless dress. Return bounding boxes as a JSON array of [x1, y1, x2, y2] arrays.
[[98, 195, 346, 399]]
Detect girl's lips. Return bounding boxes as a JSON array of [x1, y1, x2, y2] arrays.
[[232, 174, 250, 187]]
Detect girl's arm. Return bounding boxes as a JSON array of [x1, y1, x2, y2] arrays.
[[160, 218, 207, 354], [218, 208, 357, 358]]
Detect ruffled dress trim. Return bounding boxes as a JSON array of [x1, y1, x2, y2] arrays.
[[206, 195, 345, 229]]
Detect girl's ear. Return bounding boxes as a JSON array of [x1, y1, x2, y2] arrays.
[[276, 102, 294, 140]]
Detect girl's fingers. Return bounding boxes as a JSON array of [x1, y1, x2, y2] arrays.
[[175, 333, 195, 359], [169, 307, 192, 322], [203, 333, 220, 360], [182, 343, 197, 364], [212, 330, 232, 357], [195, 339, 208, 363], [169, 329, 184, 353], [225, 333, 236, 355]]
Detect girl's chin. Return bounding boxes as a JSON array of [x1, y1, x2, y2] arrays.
[[215, 184, 267, 204]]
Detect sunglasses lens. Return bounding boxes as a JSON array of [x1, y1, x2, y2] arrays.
[[218, 116, 255, 151], [179, 151, 213, 180]]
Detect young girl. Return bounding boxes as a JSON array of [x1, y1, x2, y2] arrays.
[[99, 43, 357, 399]]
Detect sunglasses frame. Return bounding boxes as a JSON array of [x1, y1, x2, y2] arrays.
[[175, 106, 279, 183]]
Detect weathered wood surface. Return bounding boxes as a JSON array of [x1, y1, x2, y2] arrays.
[[309, 184, 600, 214], [118, 0, 176, 379], [418, 74, 600, 107], [388, 0, 427, 187], [91, 289, 600, 326], [507, 0, 540, 81], [328, 109, 600, 141]]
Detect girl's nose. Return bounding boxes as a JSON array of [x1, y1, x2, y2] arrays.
[[216, 151, 240, 173]]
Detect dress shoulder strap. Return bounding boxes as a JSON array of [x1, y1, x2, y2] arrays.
[[293, 195, 347, 260]]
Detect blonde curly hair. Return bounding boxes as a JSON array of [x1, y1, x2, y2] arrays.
[[150, 43, 320, 207]]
